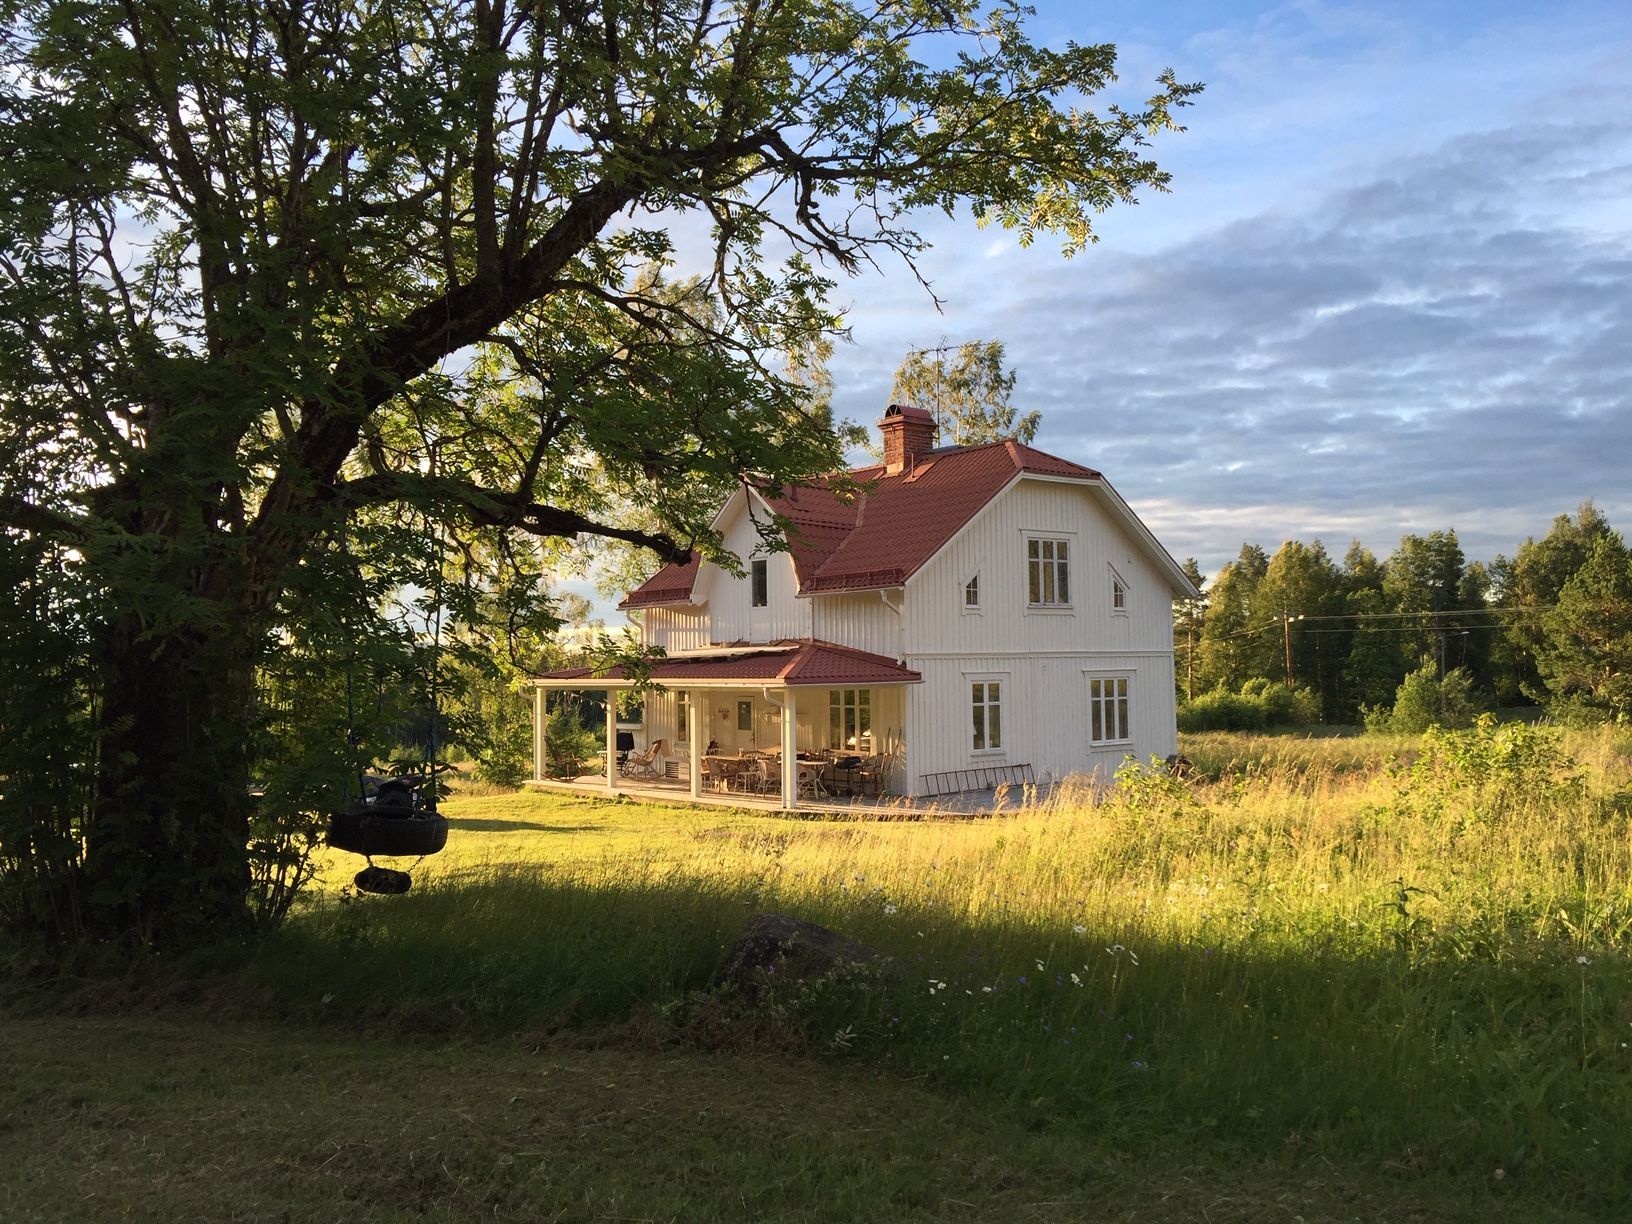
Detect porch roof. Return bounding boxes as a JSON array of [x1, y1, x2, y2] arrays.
[[532, 638, 921, 689]]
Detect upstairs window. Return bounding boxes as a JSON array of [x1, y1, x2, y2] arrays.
[[1110, 566, 1128, 613], [751, 559, 768, 607], [1027, 538, 1070, 606], [963, 573, 980, 610]]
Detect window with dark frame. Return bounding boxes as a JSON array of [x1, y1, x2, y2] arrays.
[[1088, 675, 1130, 744], [964, 573, 980, 609], [1026, 538, 1070, 606], [828, 688, 873, 751], [971, 680, 1002, 752], [751, 559, 768, 607]]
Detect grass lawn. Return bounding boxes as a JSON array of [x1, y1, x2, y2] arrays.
[[0, 1015, 1590, 1223], [6, 723, 1631, 1220]]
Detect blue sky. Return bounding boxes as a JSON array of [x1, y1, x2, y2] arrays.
[[826, 0, 1632, 578], [583, 0, 1632, 619]]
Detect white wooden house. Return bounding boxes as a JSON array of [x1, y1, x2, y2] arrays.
[[532, 405, 1197, 807]]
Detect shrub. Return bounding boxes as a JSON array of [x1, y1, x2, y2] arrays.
[[1367, 662, 1481, 734], [542, 704, 601, 778], [1178, 682, 1320, 732]]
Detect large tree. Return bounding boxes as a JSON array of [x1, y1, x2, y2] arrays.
[[1490, 501, 1616, 704], [889, 338, 1039, 446], [1533, 532, 1632, 722], [0, 0, 1199, 945], [1194, 543, 1271, 692]]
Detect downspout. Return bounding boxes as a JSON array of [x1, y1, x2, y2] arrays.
[[879, 588, 905, 665]]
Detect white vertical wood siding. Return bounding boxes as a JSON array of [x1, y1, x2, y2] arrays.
[[904, 479, 1173, 656], [808, 591, 900, 658], [642, 606, 710, 651], [699, 493, 812, 644], [904, 652, 1177, 793], [898, 478, 1179, 794]]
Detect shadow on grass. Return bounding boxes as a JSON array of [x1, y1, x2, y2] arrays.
[[244, 868, 1631, 1214], [443, 818, 595, 834]]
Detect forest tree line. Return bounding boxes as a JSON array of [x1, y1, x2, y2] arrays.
[[1173, 502, 1632, 729]]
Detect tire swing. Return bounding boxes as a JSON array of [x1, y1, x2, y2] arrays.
[[325, 521, 451, 896]]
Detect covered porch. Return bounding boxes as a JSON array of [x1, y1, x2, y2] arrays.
[[530, 640, 918, 811]]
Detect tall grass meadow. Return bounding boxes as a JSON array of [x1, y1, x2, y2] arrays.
[[258, 719, 1632, 1208]]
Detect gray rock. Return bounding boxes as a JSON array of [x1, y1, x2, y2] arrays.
[[714, 912, 891, 996]]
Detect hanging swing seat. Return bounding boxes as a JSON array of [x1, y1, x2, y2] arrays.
[[327, 801, 449, 859]]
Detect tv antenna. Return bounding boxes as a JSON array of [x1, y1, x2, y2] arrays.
[[905, 336, 960, 444]]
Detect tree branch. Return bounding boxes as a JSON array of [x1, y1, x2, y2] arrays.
[[332, 473, 690, 564]]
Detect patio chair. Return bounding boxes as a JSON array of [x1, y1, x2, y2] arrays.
[[753, 756, 778, 796], [702, 757, 730, 793], [853, 752, 890, 798], [622, 738, 668, 779], [796, 762, 826, 799]]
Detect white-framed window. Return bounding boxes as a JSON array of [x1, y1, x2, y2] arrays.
[[963, 573, 981, 610], [750, 559, 768, 607], [1026, 537, 1071, 606], [970, 679, 1003, 752], [828, 688, 873, 751], [1109, 565, 1128, 614], [1088, 675, 1131, 744], [676, 691, 690, 739]]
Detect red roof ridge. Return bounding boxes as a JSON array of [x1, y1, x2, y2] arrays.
[[620, 437, 1107, 607]]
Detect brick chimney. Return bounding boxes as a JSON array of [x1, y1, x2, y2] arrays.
[[880, 403, 937, 475]]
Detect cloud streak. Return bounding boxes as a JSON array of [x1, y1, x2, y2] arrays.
[[831, 111, 1632, 577]]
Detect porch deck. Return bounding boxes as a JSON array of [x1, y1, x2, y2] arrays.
[[528, 774, 1017, 818]]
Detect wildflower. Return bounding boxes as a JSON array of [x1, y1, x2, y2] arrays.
[[1577, 955, 1590, 965], [883, 903, 898, 915], [982, 985, 993, 993], [1072, 923, 1086, 935], [1131, 1060, 1147, 1070], [1070, 972, 1082, 986], [1035, 959, 1046, 971]]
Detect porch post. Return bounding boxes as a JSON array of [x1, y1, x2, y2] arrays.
[[605, 690, 618, 791], [780, 686, 798, 809], [687, 688, 703, 799], [531, 685, 544, 782]]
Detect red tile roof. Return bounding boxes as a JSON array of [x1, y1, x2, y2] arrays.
[[534, 640, 921, 687], [620, 439, 1109, 606], [619, 554, 700, 609]]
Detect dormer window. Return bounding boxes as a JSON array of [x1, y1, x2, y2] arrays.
[[963, 573, 980, 610], [751, 559, 768, 607], [1110, 566, 1128, 613]]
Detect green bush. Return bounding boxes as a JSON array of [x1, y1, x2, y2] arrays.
[[1366, 662, 1481, 734], [542, 703, 601, 779], [1178, 682, 1320, 732]]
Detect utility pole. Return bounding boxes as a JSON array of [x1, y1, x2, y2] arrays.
[[1281, 612, 1304, 688]]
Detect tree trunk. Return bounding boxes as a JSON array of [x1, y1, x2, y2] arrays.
[[81, 604, 262, 948]]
